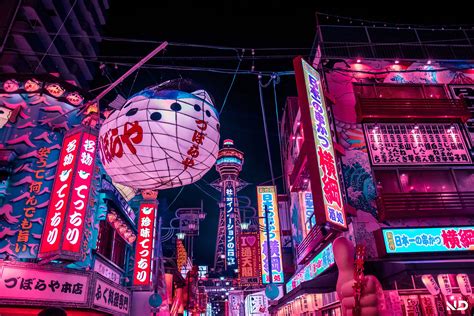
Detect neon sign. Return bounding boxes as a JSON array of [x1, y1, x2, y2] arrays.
[[225, 183, 236, 268], [133, 201, 157, 287], [381, 226, 474, 254], [299, 191, 315, 235], [238, 232, 262, 286], [257, 186, 284, 284], [296, 58, 347, 229], [286, 243, 335, 293], [216, 157, 242, 165], [39, 129, 98, 261]]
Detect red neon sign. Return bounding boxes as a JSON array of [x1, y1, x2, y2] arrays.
[[62, 132, 97, 253], [39, 132, 82, 257], [133, 201, 157, 287]]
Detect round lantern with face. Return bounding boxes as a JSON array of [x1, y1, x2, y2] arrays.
[[99, 79, 220, 190]]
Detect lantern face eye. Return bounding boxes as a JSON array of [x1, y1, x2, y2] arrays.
[[126, 108, 138, 116], [194, 104, 201, 112], [205, 110, 211, 117], [150, 112, 162, 121], [170, 102, 181, 112]]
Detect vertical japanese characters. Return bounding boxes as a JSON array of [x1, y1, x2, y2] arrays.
[[38, 130, 98, 260], [225, 183, 236, 268], [133, 202, 157, 287], [257, 186, 284, 284], [238, 232, 262, 286], [302, 59, 347, 229], [15, 147, 51, 254]]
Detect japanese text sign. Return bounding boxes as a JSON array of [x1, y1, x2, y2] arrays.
[[238, 232, 262, 286], [381, 226, 474, 254], [294, 57, 347, 229], [93, 277, 130, 315], [365, 123, 471, 165], [257, 186, 284, 284], [39, 129, 98, 260], [133, 201, 157, 287], [0, 265, 89, 304], [225, 182, 236, 268], [299, 191, 316, 236], [286, 243, 335, 293]]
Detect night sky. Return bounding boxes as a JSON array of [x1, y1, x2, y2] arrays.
[[94, 1, 473, 266]]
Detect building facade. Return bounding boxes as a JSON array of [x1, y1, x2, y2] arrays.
[[272, 23, 474, 315], [0, 0, 108, 88]]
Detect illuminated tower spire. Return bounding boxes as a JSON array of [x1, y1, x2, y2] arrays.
[[211, 139, 248, 275]]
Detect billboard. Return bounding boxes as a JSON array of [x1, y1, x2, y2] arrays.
[[38, 128, 98, 261], [364, 123, 470, 165], [299, 191, 316, 236], [286, 243, 335, 293], [293, 57, 347, 230], [257, 186, 284, 284], [380, 226, 474, 254], [238, 232, 262, 286], [132, 201, 157, 287], [225, 182, 236, 268]]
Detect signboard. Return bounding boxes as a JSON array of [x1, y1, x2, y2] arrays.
[[364, 123, 471, 165], [381, 226, 474, 254], [245, 292, 267, 314], [437, 274, 453, 295], [457, 273, 472, 296], [293, 57, 347, 229], [39, 128, 98, 261], [94, 256, 122, 284], [228, 291, 244, 315], [93, 276, 130, 315], [257, 186, 284, 284], [0, 264, 89, 305], [132, 201, 157, 287], [286, 243, 335, 293], [238, 232, 262, 286], [421, 274, 440, 295], [225, 182, 236, 268], [299, 191, 316, 236], [198, 265, 208, 280]]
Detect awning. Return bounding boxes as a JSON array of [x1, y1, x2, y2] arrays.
[[269, 266, 338, 312]]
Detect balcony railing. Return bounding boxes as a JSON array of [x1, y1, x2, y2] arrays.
[[356, 97, 471, 122], [378, 191, 474, 220]]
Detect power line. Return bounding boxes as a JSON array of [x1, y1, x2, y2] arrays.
[[219, 50, 244, 115]]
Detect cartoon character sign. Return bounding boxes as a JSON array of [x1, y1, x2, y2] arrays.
[[99, 79, 220, 190]]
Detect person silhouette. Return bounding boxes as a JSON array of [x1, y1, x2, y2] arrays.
[[38, 307, 67, 316]]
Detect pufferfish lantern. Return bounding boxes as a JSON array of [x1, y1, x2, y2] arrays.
[[99, 79, 220, 190]]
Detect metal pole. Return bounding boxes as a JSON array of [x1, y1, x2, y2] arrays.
[[264, 204, 272, 284], [152, 216, 162, 316]]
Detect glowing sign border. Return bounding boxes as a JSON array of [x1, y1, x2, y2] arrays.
[[285, 243, 335, 293], [380, 226, 474, 254], [293, 57, 347, 230], [257, 186, 284, 284], [225, 182, 236, 268]]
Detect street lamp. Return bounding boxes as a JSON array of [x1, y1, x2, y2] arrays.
[[240, 222, 250, 230], [176, 232, 186, 240]]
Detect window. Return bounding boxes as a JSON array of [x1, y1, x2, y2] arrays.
[[374, 170, 400, 193], [453, 169, 474, 191], [96, 219, 128, 268]]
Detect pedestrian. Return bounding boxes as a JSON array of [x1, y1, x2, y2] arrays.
[[38, 307, 67, 316]]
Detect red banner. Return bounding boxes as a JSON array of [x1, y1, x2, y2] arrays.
[[38, 128, 98, 260], [133, 201, 157, 287], [238, 232, 262, 286], [62, 132, 97, 253], [39, 132, 82, 257]]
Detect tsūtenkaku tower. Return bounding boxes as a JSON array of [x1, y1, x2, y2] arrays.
[[210, 139, 248, 275]]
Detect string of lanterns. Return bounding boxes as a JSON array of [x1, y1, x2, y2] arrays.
[[106, 211, 137, 244]]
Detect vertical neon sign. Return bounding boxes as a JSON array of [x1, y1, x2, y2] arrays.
[[299, 191, 315, 236], [225, 182, 236, 268], [257, 186, 284, 284], [293, 57, 347, 230], [39, 128, 98, 260], [133, 201, 157, 287]]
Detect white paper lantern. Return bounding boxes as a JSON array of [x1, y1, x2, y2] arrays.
[[99, 79, 220, 190]]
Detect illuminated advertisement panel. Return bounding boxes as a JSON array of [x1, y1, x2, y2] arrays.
[[257, 186, 284, 284], [62, 132, 98, 254], [381, 226, 474, 254], [225, 182, 236, 268], [238, 232, 262, 286], [299, 191, 316, 236], [132, 201, 157, 287], [364, 123, 471, 165], [38, 132, 82, 258], [293, 57, 347, 229], [285, 243, 335, 293]]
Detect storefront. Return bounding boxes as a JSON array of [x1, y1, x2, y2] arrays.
[[0, 262, 131, 315]]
